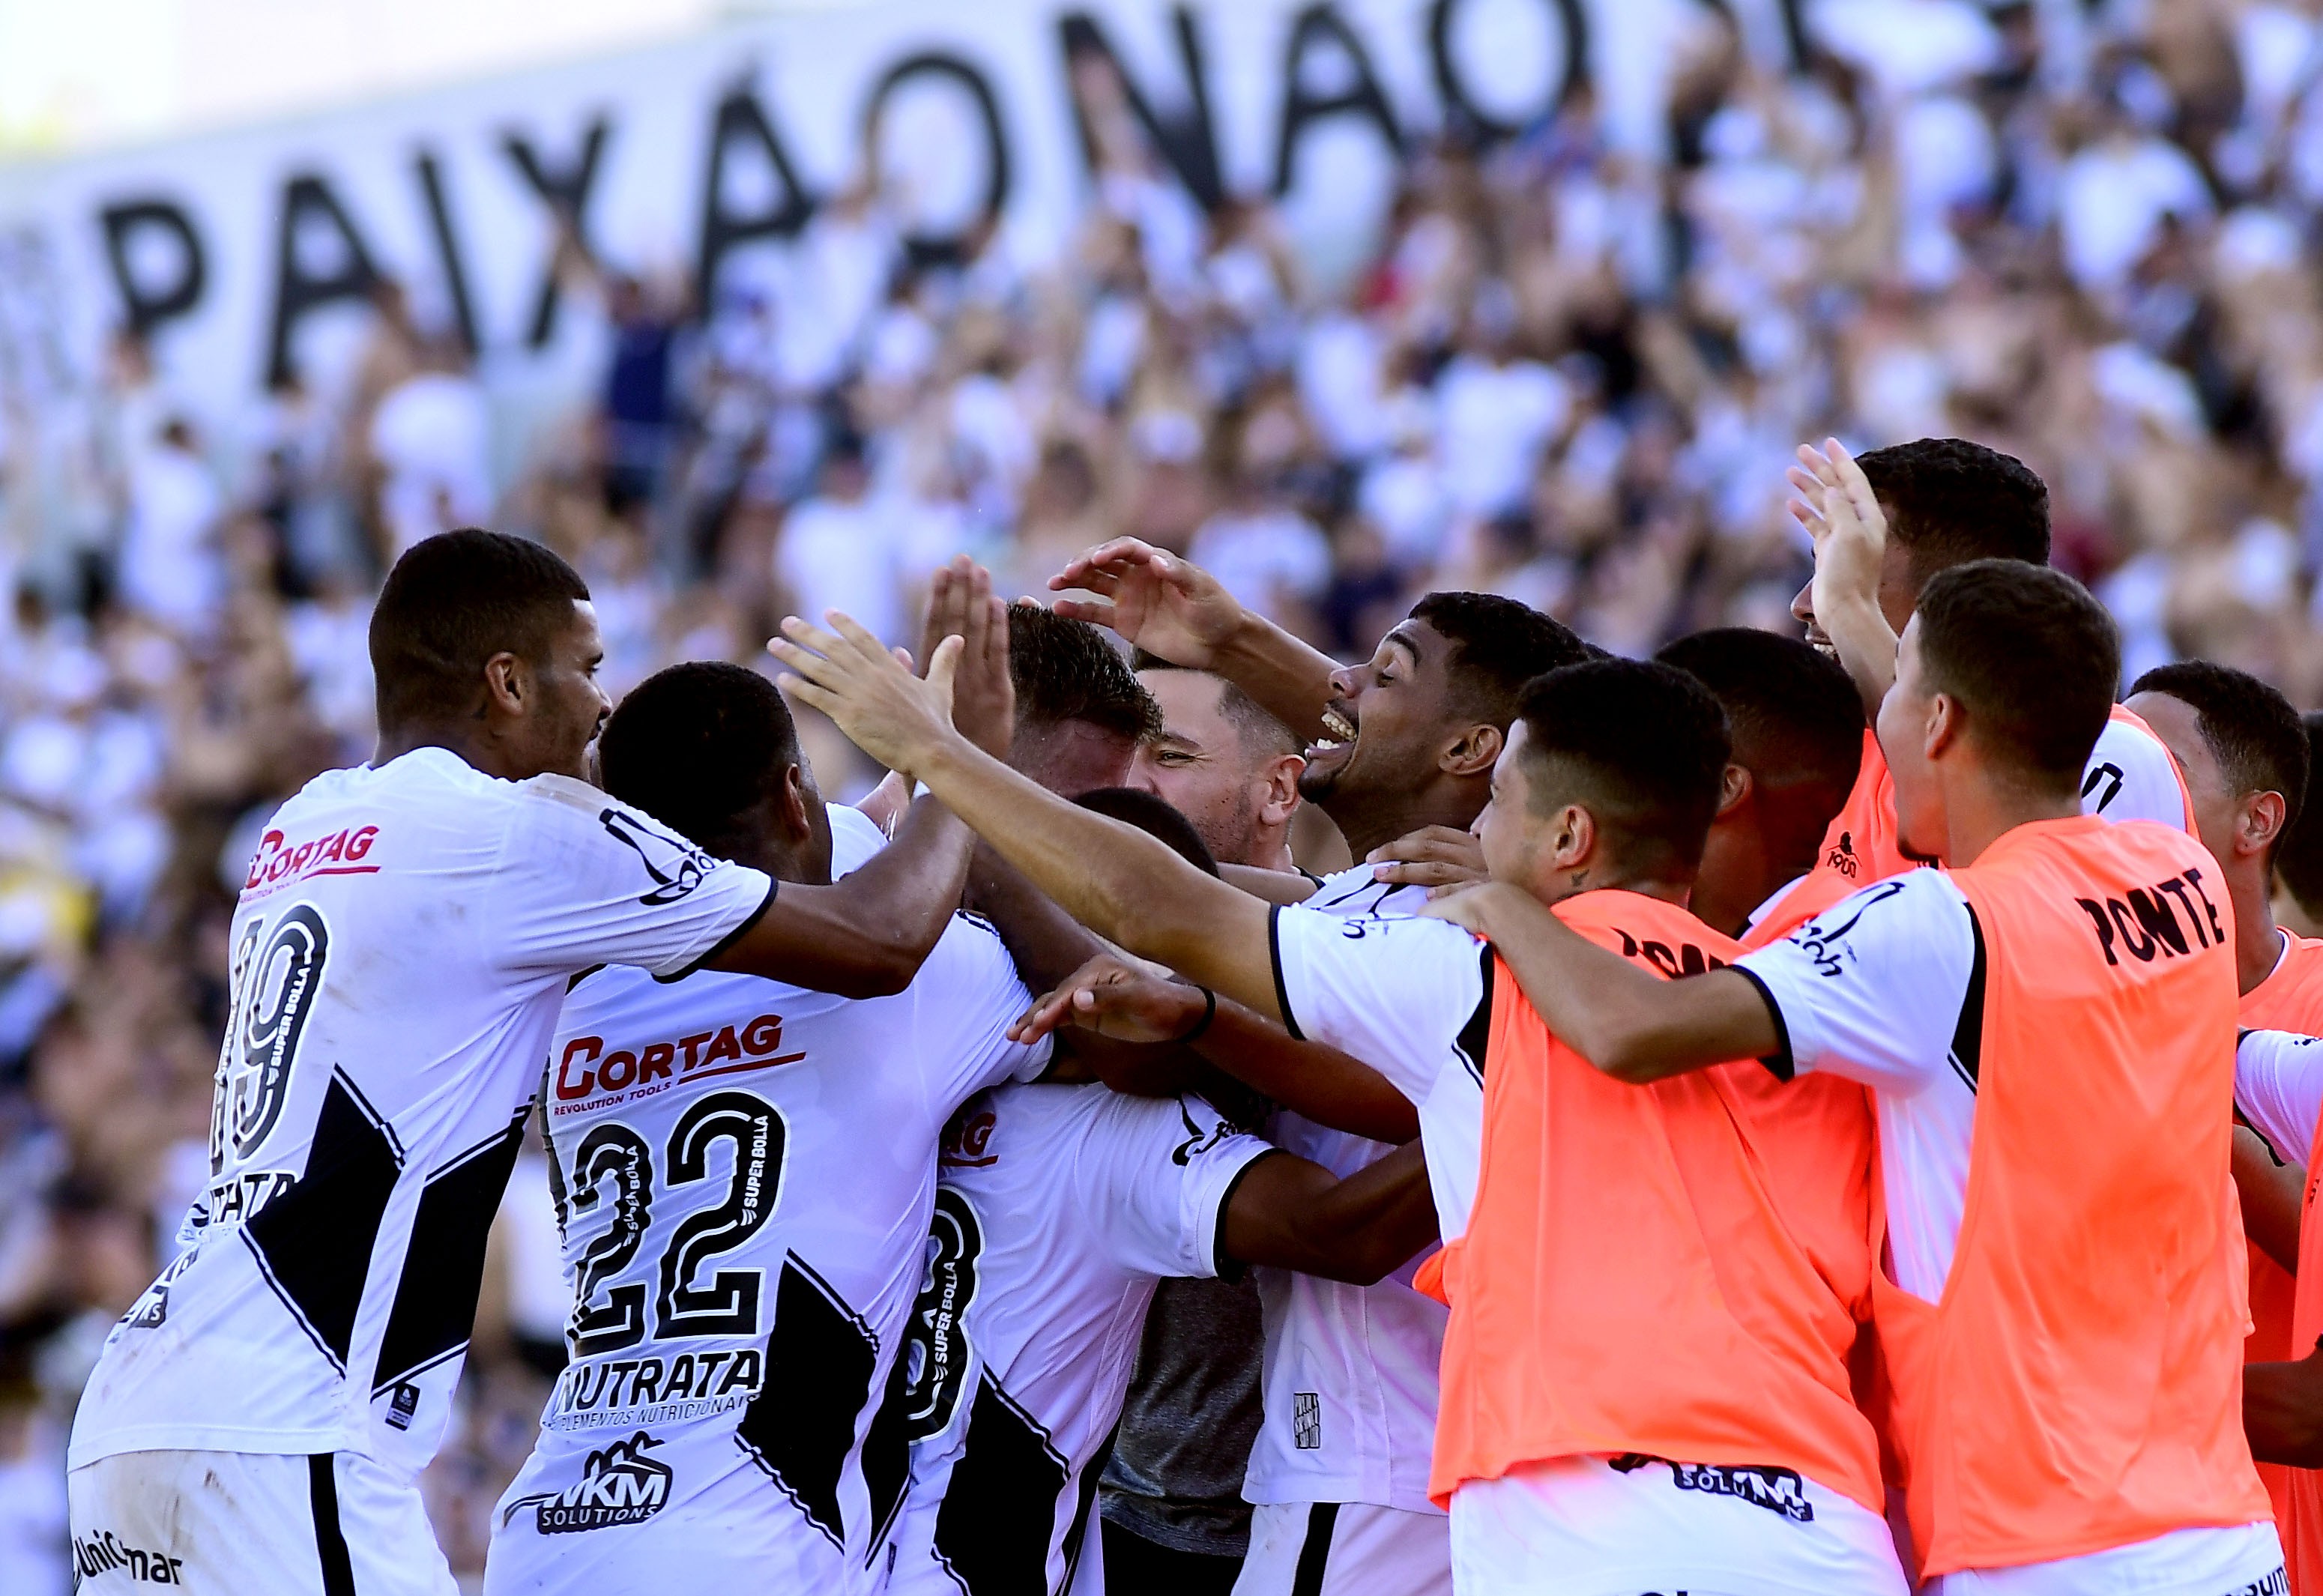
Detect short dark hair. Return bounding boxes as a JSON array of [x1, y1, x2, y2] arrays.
[[1858, 438, 2050, 588], [2131, 661, 2310, 847], [1074, 788, 1221, 876], [370, 528, 590, 725], [1410, 591, 1590, 728], [2276, 713, 2323, 916], [1132, 653, 1301, 760], [1009, 602, 1162, 740], [1655, 628, 1863, 795], [1515, 659, 1732, 873], [598, 662, 801, 853], [1915, 560, 2116, 785]]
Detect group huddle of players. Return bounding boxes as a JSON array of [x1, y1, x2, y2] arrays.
[[48, 432, 2323, 1596]]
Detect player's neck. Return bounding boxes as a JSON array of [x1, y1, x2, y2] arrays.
[[1939, 770, 2081, 868], [1331, 784, 1478, 862], [373, 722, 538, 783], [2227, 860, 2283, 997]]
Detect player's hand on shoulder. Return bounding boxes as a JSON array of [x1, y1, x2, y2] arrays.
[[1420, 877, 1520, 932], [770, 608, 961, 780], [1367, 826, 1486, 891], [1048, 538, 1243, 668], [921, 554, 1014, 760], [1010, 952, 1209, 1045]]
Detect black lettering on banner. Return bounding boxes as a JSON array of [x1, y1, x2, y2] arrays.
[[265, 173, 384, 388], [1057, 8, 1224, 211], [736, 1254, 878, 1548], [657, 1090, 783, 1337], [2076, 897, 2118, 966], [100, 199, 208, 340], [566, 1123, 654, 1355], [372, 1106, 528, 1396], [1427, 0, 1588, 144], [897, 1188, 985, 1439], [411, 150, 479, 356], [695, 82, 816, 306], [219, 904, 332, 1162], [1274, 4, 1404, 195], [931, 1374, 1071, 1595], [243, 1071, 405, 1370], [2106, 897, 2157, 961], [2184, 866, 2229, 945], [2126, 887, 2190, 957], [2157, 875, 2211, 947], [862, 52, 1012, 267], [502, 116, 611, 348]]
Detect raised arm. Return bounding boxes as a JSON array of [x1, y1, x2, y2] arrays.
[[1788, 440, 1898, 718], [770, 613, 1287, 1024], [1015, 953, 1421, 1143], [1222, 1141, 1437, 1285], [1425, 882, 1778, 1082], [1049, 539, 1341, 740]]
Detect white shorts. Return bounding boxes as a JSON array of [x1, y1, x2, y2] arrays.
[[1449, 1454, 1910, 1596], [68, 1448, 456, 1596], [1928, 1521, 2283, 1595], [1233, 1501, 1452, 1596]]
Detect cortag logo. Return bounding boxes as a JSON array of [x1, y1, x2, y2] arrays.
[[511, 1431, 673, 1533]]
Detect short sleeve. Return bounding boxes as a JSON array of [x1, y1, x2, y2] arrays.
[[919, 914, 1053, 1105], [1269, 904, 1490, 1104], [2236, 1029, 2323, 1165], [491, 780, 774, 979], [1080, 1092, 1274, 1281], [2082, 719, 2191, 831], [827, 802, 888, 878], [1736, 871, 1978, 1095]]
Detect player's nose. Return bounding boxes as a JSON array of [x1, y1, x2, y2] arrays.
[[1789, 577, 1814, 627]]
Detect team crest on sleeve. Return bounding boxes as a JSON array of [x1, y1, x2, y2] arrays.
[[599, 808, 716, 905]]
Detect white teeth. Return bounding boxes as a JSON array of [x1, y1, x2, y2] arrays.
[[1322, 710, 1357, 740], [1310, 739, 1341, 752]]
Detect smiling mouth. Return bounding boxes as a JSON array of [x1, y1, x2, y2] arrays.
[[1308, 707, 1357, 753]]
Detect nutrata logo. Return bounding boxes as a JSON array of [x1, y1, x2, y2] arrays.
[[512, 1432, 673, 1533]]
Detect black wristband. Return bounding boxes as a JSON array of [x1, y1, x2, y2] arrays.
[[1173, 985, 1217, 1046]]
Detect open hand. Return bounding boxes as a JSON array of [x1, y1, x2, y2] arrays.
[[1786, 438, 1888, 626], [1048, 538, 1243, 668], [1367, 826, 1487, 892], [770, 611, 961, 782], [1009, 952, 1209, 1045], [922, 555, 1013, 759], [1419, 878, 1516, 934]]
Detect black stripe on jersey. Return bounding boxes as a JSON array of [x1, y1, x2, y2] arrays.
[[1060, 1421, 1117, 1590], [930, 1373, 1070, 1596], [736, 1252, 880, 1551], [1290, 1501, 1341, 1596], [1210, 1149, 1286, 1281], [1731, 967, 1795, 1083], [1948, 904, 1988, 1094], [1268, 907, 1304, 1041], [1454, 947, 1495, 1084], [308, 1455, 356, 1596], [243, 1070, 405, 1372], [860, 1343, 913, 1565], [655, 877, 779, 985], [372, 1106, 528, 1394]]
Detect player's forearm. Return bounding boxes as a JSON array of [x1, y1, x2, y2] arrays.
[[1210, 611, 1340, 741], [1457, 886, 1776, 1082], [2245, 1350, 2323, 1466], [2232, 1125, 2305, 1275], [1192, 1002, 1419, 1143], [963, 844, 1109, 995], [914, 734, 1282, 1018], [712, 797, 971, 997], [1225, 1143, 1437, 1285], [1819, 591, 1898, 717]]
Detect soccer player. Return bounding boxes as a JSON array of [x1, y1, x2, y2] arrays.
[[2130, 661, 2322, 1586], [1003, 602, 1164, 797], [67, 530, 1001, 1596], [1128, 661, 1305, 875], [483, 659, 1060, 1595], [1107, 671, 1305, 1594], [770, 623, 1907, 1593], [1431, 561, 2281, 1592], [1760, 437, 2190, 940]]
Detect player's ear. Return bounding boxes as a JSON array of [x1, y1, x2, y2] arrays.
[[779, 763, 815, 840], [1716, 763, 1752, 820], [1440, 723, 1502, 780], [1549, 802, 1595, 871], [1260, 754, 1303, 824], [2244, 789, 2290, 861], [481, 650, 527, 719]]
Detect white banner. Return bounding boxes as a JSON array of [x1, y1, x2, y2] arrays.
[[0, 0, 1811, 435]]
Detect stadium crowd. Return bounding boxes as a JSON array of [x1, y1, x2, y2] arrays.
[[12, 0, 2323, 1586]]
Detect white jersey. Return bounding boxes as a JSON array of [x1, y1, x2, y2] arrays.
[[887, 1083, 1271, 1596], [1249, 864, 1446, 1515], [485, 905, 1048, 1596], [1740, 865, 2280, 1590], [2081, 712, 2192, 830], [2235, 1028, 2323, 1171], [69, 747, 774, 1477]]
